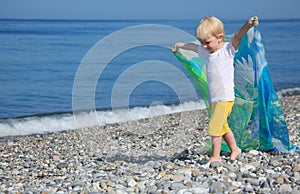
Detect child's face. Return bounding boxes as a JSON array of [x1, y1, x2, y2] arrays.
[[200, 34, 223, 53]]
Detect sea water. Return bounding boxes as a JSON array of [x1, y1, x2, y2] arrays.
[[0, 19, 299, 137]]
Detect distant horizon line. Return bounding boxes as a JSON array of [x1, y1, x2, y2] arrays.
[[1, 17, 300, 22]]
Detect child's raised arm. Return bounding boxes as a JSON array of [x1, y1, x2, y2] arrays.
[[231, 16, 259, 50], [172, 42, 199, 53]]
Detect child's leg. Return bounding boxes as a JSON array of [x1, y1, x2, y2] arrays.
[[223, 130, 241, 160], [208, 136, 222, 163], [207, 102, 225, 163]]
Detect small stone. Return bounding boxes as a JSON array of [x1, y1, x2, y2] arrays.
[[260, 180, 269, 189], [246, 178, 260, 186], [228, 172, 237, 179], [147, 186, 158, 193], [270, 159, 280, 166], [223, 163, 235, 172], [282, 165, 292, 171], [210, 182, 225, 193], [52, 155, 60, 161], [244, 183, 254, 192], [275, 177, 284, 184], [231, 181, 242, 189], [100, 181, 108, 190], [210, 161, 221, 168], [157, 171, 166, 179], [57, 163, 68, 169], [137, 181, 146, 190], [92, 182, 101, 190], [115, 189, 126, 194], [249, 150, 259, 155], [280, 184, 293, 192], [170, 182, 184, 190], [293, 165, 300, 172], [244, 164, 255, 172], [192, 170, 201, 177], [170, 174, 184, 182], [144, 161, 155, 168], [127, 178, 137, 187], [284, 177, 292, 183], [133, 187, 139, 193], [43, 159, 50, 164], [104, 165, 117, 171], [266, 169, 275, 174], [176, 187, 209, 193], [294, 172, 300, 181], [165, 163, 175, 170]]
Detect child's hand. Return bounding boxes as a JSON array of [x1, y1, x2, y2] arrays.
[[171, 46, 177, 52], [249, 16, 259, 26], [172, 43, 180, 52], [172, 42, 184, 52]]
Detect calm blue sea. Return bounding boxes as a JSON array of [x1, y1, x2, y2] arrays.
[[0, 19, 299, 137]]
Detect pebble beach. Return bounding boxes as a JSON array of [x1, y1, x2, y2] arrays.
[[0, 95, 299, 194]]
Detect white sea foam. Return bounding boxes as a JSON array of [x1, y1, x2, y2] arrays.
[[0, 100, 206, 137], [1, 87, 299, 138]]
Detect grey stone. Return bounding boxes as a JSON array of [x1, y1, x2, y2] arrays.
[[246, 178, 260, 186], [209, 182, 225, 193], [170, 182, 184, 190], [279, 184, 293, 192], [210, 161, 222, 168]]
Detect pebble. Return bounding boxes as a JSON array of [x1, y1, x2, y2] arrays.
[[210, 161, 222, 168], [249, 150, 259, 155], [0, 95, 299, 193]]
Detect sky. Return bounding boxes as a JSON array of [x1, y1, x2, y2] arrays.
[[0, 0, 299, 20]]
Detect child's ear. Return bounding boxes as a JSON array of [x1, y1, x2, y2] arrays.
[[217, 34, 224, 41]]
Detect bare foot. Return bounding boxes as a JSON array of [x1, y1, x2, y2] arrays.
[[230, 147, 242, 161], [208, 156, 222, 163]]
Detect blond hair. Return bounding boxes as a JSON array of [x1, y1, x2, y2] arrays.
[[195, 16, 224, 41]]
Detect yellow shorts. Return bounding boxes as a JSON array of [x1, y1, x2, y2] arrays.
[[208, 101, 234, 136]]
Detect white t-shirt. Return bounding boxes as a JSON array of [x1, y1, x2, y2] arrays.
[[197, 42, 236, 103]]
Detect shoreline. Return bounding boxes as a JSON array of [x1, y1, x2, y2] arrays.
[[1, 87, 300, 138], [0, 95, 299, 193]]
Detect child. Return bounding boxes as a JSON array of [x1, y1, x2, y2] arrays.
[[172, 16, 259, 163]]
